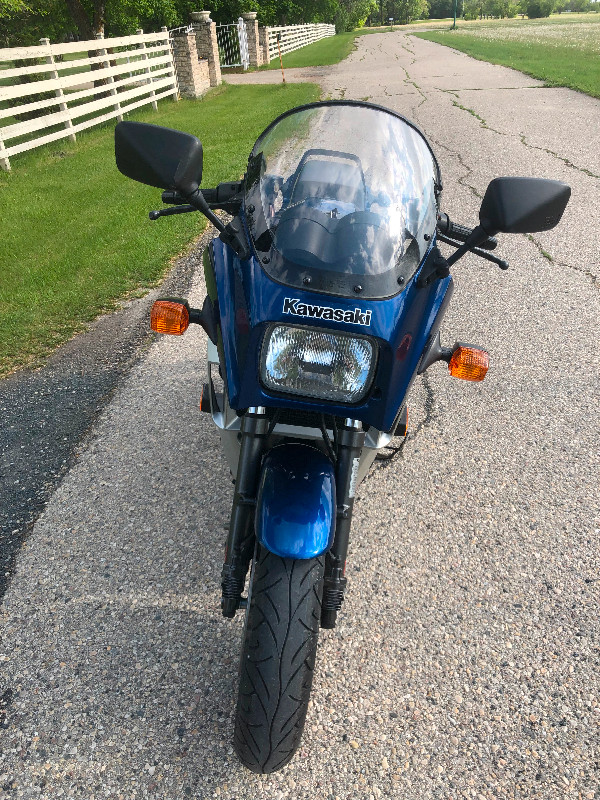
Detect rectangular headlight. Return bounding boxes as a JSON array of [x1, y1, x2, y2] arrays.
[[260, 325, 376, 403]]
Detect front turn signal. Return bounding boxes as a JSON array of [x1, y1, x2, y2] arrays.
[[448, 345, 489, 382], [151, 300, 190, 335]]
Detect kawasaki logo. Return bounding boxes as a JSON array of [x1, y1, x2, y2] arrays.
[[283, 297, 372, 327]]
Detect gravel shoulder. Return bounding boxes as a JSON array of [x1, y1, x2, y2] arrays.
[[1, 32, 599, 800]]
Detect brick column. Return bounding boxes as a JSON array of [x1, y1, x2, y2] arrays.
[[191, 11, 221, 88], [242, 12, 262, 67], [259, 26, 270, 65], [171, 30, 210, 98]]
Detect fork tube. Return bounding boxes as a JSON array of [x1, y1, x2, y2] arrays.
[[221, 406, 269, 617], [321, 418, 365, 629]]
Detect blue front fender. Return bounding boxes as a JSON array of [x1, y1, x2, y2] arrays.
[[255, 444, 336, 559]]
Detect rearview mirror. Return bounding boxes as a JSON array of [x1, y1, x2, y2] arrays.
[[115, 121, 203, 196], [479, 177, 570, 235]]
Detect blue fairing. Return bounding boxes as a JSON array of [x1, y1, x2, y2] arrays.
[[210, 228, 452, 432], [255, 444, 336, 559]]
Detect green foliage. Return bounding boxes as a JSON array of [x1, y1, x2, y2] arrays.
[[0, 0, 29, 14], [376, 0, 429, 24], [0, 0, 347, 44], [519, 0, 555, 15], [555, 0, 592, 10], [428, 0, 456, 18], [334, 0, 377, 31], [462, 0, 518, 15]]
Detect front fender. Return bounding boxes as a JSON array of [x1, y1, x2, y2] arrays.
[[255, 444, 336, 559]]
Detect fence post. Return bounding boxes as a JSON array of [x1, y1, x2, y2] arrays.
[[160, 26, 179, 101], [40, 37, 76, 143], [191, 11, 221, 88], [0, 138, 9, 172], [95, 32, 123, 122], [135, 28, 158, 111], [242, 12, 262, 67]]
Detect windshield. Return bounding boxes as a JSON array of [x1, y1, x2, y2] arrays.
[[246, 102, 441, 300]]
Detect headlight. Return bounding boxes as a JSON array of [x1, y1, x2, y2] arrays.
[[260, 325, 376, 403]]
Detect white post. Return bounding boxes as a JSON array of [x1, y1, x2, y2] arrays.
[[0, 138, 10, 172], [40, 37, 76, 143], [162, 26, 179, 101], [95, 32, 123, 122], [136, 28, 158, 111]]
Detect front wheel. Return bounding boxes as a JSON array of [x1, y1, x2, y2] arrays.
[[234, 545, 324, 773]]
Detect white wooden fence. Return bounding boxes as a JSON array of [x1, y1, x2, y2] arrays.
[[264, 23, 335, 62], [0, 29, 178, 171]]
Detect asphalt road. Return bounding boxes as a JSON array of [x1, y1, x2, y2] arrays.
[[1, 32, 599, 800]]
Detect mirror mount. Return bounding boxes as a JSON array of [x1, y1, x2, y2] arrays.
[[445, 225, 497, 268], [185, 190, 250, 260]]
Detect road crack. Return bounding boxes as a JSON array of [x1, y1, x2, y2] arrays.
[[519, 135, 600, 180], [527, 235, 598, 287]]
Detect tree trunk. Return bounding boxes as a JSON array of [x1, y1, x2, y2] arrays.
[[63, 0, 94, 39]]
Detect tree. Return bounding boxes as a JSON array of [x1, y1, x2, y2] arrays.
[[335, 0, 378, 31], [428, 0, 455, 17], [519, 0, 554, 14]]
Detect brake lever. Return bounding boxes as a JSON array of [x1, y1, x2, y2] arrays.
[[438, 233, 509, 270], [149, 205, 196, 220]]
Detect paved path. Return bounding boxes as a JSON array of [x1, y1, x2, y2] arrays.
[[1, 32, 599, 800]]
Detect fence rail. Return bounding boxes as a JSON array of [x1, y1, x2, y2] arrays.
[[0, 29, 178, 171], [264, 23, 335, 62]]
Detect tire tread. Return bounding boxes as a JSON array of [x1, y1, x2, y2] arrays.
[[234, 546, 324, 773]]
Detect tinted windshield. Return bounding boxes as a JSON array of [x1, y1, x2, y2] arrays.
[[246, 102, 441, 299]]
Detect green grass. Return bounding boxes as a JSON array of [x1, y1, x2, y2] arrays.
[[0, 82, 320, 376], [414, 13, 600, 98], [258, 31, 362, 70], [254, 22, 452, 72]]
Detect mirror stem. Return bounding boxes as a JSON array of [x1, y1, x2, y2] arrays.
[[446, 225, 497, 267], [187, 189, 227, 234]]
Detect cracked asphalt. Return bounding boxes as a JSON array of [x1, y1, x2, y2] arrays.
[[1, 31, 599, 800]]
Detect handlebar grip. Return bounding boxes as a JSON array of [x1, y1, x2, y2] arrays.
[[437, 214, 497, 251], [200, 188, 218, 204]]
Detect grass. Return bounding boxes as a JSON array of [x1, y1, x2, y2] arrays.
[[0, 82, 320, 377], [254, 21, 452, 72], [414, 12, 600, 98], [259, 31, 363, 70]]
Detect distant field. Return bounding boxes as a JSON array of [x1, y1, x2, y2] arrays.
[[415, 13, 600, 98]]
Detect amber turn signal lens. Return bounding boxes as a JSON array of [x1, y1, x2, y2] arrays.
[[448, 346, 489, 382], [151, 301, 189, 335]]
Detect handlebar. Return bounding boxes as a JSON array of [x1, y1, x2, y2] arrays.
[[161, 181, 243, 213], [437, 213, 497, 251]]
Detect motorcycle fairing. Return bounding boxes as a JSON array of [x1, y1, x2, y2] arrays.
[[255, 443, 336, 559], [207, 235, 452, 433]]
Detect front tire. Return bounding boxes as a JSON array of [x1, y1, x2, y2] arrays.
[[234, 545, 324, 773]]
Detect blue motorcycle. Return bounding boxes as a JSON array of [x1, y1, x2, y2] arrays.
[[115, 101, 570, 773]]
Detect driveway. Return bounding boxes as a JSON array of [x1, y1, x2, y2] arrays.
[[1, 31, 599, 800]]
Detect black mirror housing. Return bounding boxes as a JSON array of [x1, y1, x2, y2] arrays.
[[479, 177, 570, 235], [115, 121, 203, 196]]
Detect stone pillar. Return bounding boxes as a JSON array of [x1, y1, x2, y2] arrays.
[[242, 12, 262, 67], [171, 29, 210, 98], [191, 11, 221, 88], [259, 26, 270, 65]]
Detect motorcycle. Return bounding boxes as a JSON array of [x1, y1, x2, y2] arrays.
[[114, 101, 570, 773]]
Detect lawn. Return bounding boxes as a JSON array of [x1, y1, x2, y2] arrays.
[[414, 13, 600, 98], [257, 26, 416, 71], [0, 82, 320, 377]]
